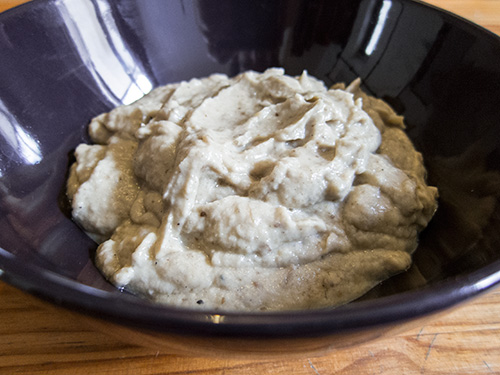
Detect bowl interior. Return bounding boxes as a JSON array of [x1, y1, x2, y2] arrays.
[[1, 0, 500, 334]]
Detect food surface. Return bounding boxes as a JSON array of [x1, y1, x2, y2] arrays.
[[67, 68, 438, 311]]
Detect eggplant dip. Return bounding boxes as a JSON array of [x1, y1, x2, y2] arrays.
[[67, 68, 438, 311]]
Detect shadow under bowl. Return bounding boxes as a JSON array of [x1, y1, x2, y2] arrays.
[[1, 0, 500, 357]]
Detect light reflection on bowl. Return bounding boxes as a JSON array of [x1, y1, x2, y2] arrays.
[[1, 0, 500, 357]]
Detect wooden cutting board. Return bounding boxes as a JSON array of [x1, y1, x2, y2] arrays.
[[1, 1, 500, 374]]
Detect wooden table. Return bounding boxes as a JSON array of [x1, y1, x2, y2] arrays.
[[1, 0, 500, 373]]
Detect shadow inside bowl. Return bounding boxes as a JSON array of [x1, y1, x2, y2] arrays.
[[1, 0, 500, 352]]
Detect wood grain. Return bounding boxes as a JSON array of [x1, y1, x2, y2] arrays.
[[1, 0, 500, 374], [425, 0, 500, 35], [1, 282, 499, 374], [0, 0, 28, 13]]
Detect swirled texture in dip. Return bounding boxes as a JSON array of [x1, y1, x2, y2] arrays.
[[67, 68, 438, 311]]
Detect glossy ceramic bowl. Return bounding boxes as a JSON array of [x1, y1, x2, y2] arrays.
[[1, 0, 500, 358]]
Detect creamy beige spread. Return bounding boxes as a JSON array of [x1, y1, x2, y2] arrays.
[[67, 68, 438, 311]]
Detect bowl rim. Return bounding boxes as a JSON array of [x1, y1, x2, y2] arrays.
[[2, 246, 500, 338], [1, 0, 500, 339]]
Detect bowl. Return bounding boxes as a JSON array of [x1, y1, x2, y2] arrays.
[[1, 0, 500, 358]]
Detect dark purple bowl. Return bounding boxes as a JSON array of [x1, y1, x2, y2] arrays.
[[1, 0, 500, 357]]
